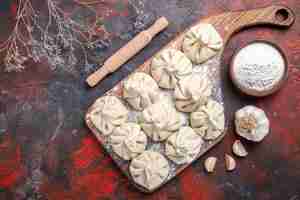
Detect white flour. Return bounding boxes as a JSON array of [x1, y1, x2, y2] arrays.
[[233, 42, 285, 92]]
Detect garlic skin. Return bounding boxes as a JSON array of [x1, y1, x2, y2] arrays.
[[90, 96, 128, 136], [182, 23, 223, 64], [151, 48, 193, 89], [123, 72, 160, 111], [109, 123, 147, 160], [130, 151, 170, 191], [174, 74, 212, 113], [190, 100, 225, 140], [235, 106, 270, 142]]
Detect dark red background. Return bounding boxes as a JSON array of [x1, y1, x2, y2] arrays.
[[0, 0, 300, 199]]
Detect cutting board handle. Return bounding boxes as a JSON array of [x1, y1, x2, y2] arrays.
[[222, 5, 295, 40]]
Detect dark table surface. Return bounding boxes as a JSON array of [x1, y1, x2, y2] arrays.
[[0, 0, 300, 199]]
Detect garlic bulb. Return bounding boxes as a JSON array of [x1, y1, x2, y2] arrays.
[[190, 100, 225, 140], [129, 151, 170, 190], [140, 101, 185, 141], [165, 126, 203, 165], [109, 123, 147, 160], [182, 23, 223, 64], [90, 96, 128, 136], [174, 73, 212, 113], [235, 106, 270, 142], [123, 72, 161, 111], [151, 48, 193, 89]]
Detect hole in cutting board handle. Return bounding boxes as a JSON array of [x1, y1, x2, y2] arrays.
[[275, 9, 290, 22], [272, 6, 294, 26]]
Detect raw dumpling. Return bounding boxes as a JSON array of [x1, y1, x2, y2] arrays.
[[90, 96, 128, 136], [190, 100, 225, 140], [151, 48, 193, 89], [140, 101, 185, 141], [165, 126, 203, 165], [182, 23, 223, 64], [235, 106, 270, 142], [130, 151, 170, 191], [175, 73, 212, 113], [123, 72, 161, 111], [109, 123, 147, 160]]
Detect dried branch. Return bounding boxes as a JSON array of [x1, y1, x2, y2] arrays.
[[0, 0, 95, 73]]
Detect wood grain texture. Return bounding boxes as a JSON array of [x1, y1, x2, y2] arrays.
[[86, 5, 294, 87], [85, 5, 294, 193], [1, 0, 300, 199], [207, 5, 294, 41]]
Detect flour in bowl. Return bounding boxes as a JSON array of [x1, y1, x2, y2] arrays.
[[232, 42, 286, 93]]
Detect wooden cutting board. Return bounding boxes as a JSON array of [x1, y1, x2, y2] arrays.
[[85, 5, 295, 193]]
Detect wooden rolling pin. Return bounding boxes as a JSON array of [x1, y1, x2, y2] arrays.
[[86, 17, 169, 87]]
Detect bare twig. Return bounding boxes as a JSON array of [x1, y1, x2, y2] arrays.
[[0, 0, 95, 73]]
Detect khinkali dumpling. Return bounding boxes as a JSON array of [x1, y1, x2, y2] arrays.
[[151, 48, 193, 89], [140, 101, 185, 141], [130, 151, 170, 191], [174, 74, 212, 113], [182, 23, 223, 64], [90, 96, 128, 136], [109, 123, 147, 160], [190, 100, 225, 140], [90, 96, 128, 135], [165, 126, 203, 165], [123, 72, 161, 111]]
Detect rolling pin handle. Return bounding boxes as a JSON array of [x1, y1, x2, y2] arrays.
[[147, 17, 169, 37], [86, 67, 110, 87]]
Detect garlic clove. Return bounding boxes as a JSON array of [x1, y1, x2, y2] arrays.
[[204, 157, 217, 173], [232, 140, 248, 157], [225, 154, 236, 171]]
